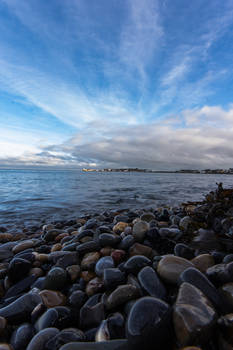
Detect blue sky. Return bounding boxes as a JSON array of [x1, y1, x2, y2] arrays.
[[1, 0, 233, 169]]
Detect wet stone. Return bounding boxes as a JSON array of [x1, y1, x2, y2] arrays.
[[43, 267, 67, 291], [0, 292, 41, 324], [4, 275, 36, 299], [219, 283, 233, 311], [0, 317, 7, 336], [10, 323, 35, 350], [8, 258, 31, 283], [99, 234, 120, 247], [80, 300, 105, 329], [129, 243, 152, 258], [132, 221, 149, 242], [126, 296, 172, 350], [118, 236, 134, 250], [191, 254, 215, 273], [138, 266, 167, 300], [59, 339, 129, 350], [12, 240, 35, 254], [157, 255, 194, 284], [206, 262, 233, 286], [76, 241, 100, 255], [173, 282, 217, 347], [111, 250, 126, 264], [81, 252, 100, 271], [103, 268, 126, 289], [113, 222, 128, 233], [86, 277, 104, 296], [81, 271, 96, 282], [106, 284, 139, 310], [95, 257, 114, 277], [26, 327, 59, 350], [66, 265, 80, 282], [179, 267, 223, 313], [39, 289, 66, 307], [68, 290, 87, 308], [45, 328, 85, 350], [140, 212, 155, 222], [223, 254, 233, 263], [174, 243, 195, 260], [159, 227, 183, 240], [123, 255, 151, 275], [43, 229, 61, 242], [55, 252, 78, 268], [0, 344, 13, 350]]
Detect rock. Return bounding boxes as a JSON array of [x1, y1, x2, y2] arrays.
[[10, 323, 35, 350], [26, 327, 59, 350], [0, 345, 13, 350], [138, 266, 167, 300], [174, 243, 194, 260], [29, 267, 44, 277], [111, 250, 126, 264], [179, 216, 193, 231], [0, 250, 13, 260], [219, 283, 233, 311], [43, 229, 61, 242], [173, 282, 217, 347], [80, 298, 105, 329], [113, 222, 128, 233], [43, 267, 67, 290], [103, 268, 126, 289], [132, 221, 149, 242], [39, 290, 66, 307], [118, 236, 134, 250], [157, 256, 194, 284], [99, 234, 119, 247], [179, 267, 223, 313], [76, 241, 100, 255], [81, 252, 100, 271], [59, 339, 129, 350], [140, 213, 155, 222], [223, 254, 233, 263], [0, 292, 41, 323], [113, 215, 130, 224], [4, 274, 36, 299], [35, 307, 72, 331], [218, 313, 233, 346], [55, 252, 78, 268], [51, 243, 62, 252], [86, 277, 104, 296], [206, 262, 233, 286], [95, 313, 125, 341], [8, 258, 31, 283], [95, 257, 114, 277], [126, 296, 172, 349], [191, 254, 215, 273], [129, 243, 152, 258], [123, 255, 151, 275], [81, 271, 96, 282], [0, 317, 7, 336], [68, 290, 87, 308], [12, 240, 35, 254], [45, 328, 85, 350], [106, 284, 139, 309], [159, 227, 182, 240]]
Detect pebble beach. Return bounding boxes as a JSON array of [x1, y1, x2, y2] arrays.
[[0, 184, 233, 349]]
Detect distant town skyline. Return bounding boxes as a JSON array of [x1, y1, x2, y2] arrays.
[[1, 0, 233, 170]]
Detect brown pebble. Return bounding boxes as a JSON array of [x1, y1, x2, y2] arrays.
[[0, 233, 13, 243], [111, 250, 126, 264], [66, 265, 80, 282], [12, 240, 34, 254], [55, 233, 69, 242], [86, 277, 104, 296], [100, 247, 113, 257], [70, 231, 79, 235], [80, 236, 93, 243], [113, 222, 128, 233], [35, 253, 49, 263], [76, 218, 86, 225], [39, 289, 66, 307], [0, 317, 7, 336], [129, 243, 152, 258], [81, 252, 100, 270], [0, 344, 13, 350], [51, 243, 62, 252], [33, 261, 41, 268], [191, 254, 215, 273], [81, 271, 96, 282]]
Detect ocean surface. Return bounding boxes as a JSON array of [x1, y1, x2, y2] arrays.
[[1, 169, 233, 229]]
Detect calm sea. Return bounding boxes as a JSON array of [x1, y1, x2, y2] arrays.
[[0, 169, 233, 229]]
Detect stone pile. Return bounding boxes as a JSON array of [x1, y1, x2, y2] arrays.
[[0, 184, 232, 349]]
